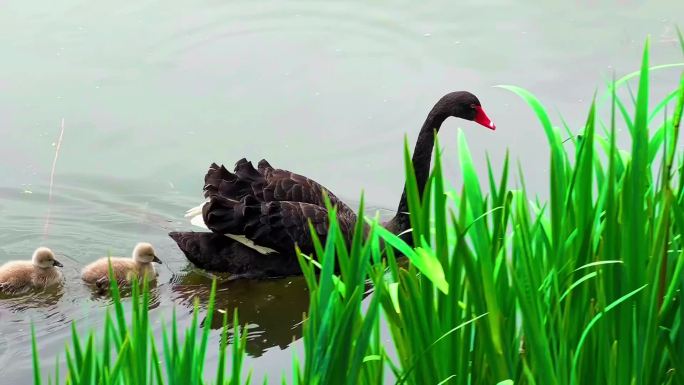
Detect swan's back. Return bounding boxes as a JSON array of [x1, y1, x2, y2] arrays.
[[205, 159, 357, 224], [198, 159, 356, 255]]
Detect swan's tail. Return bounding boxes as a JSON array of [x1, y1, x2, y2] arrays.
[[169, 231, 214, 269]]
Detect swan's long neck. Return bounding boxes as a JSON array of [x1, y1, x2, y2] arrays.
[[391, 109, 447, 232]]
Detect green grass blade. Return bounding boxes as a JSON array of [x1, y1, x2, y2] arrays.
[[32, 324, 42, 385]]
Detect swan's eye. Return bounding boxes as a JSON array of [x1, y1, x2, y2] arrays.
[[470, 104, 477, 109]]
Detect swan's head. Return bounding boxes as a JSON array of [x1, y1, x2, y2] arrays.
[[132, 242, 162, 264], [438, 91, 496, 130], [32, 247, 63, 269]]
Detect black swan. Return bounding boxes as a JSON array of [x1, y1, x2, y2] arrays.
[[169, 91, 495, 279]]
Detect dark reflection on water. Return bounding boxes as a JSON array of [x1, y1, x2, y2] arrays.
[[84, 283, 164, 307], [171, 270, 308, 357]]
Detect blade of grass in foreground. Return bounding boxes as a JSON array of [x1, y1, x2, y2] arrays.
[[457, 130, 510, 380], [496, 84, 568, 253], [32, 325, 42, 385]]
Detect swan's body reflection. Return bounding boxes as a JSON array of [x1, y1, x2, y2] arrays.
[[171, 269, 309, 356]]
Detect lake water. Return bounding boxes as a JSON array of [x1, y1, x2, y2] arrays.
[[1, 1, 682, 383]]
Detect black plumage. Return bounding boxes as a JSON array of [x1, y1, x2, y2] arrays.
[[168, 231, 302, 279], [170, 91, 495, 278]]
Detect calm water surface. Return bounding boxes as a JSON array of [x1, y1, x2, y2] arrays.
[[1, 1, 682, 382]]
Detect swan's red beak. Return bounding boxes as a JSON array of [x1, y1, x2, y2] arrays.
[[473, 106, 496, 130]]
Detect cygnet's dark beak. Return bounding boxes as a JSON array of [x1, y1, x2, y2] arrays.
[[53, 260, 64, 267], [152, 255, 162, 264]]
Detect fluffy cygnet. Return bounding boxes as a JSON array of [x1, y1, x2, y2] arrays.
[[81, 242, 162, 289], [0, 247, 64, 294]]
